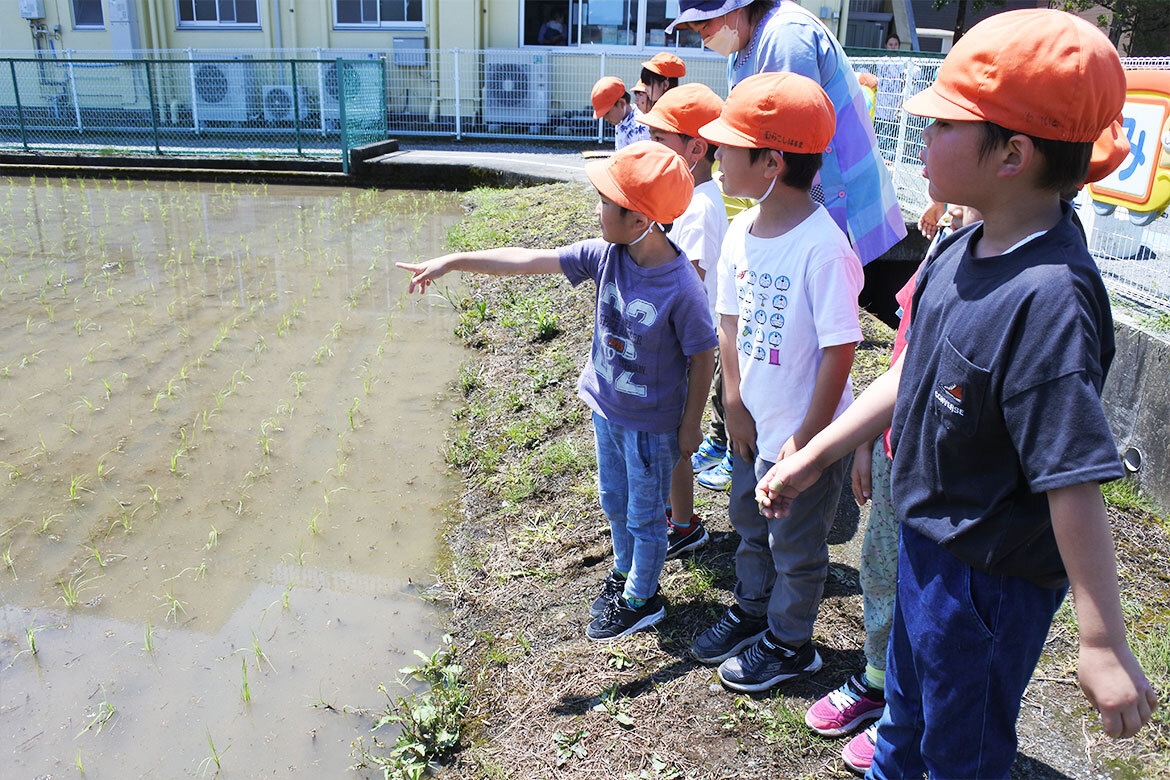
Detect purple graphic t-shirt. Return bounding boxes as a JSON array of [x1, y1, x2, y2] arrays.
[[559, 239, 717, 433]]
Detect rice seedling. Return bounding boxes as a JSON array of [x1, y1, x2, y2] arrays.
[[143, 618, 155, 652], [1, 461, 21, 480], [197, 731, 231, 778], [143, 483, 160, 507], [157, 582, 187, 623], [348, 398, 360, 431], [58, 571, 99, 608], [76, 701, 116, 738], [2, 544, 14, 578], [307, 509, 321, 535], [170, 447, 185, 476], [240, 657, 251, 703], [205, 524, 219, 549], [38, 512, 63, 534], [68, 473, 92, 502], [85, 542, 124, 568], [96, 455, 115, 480], [7, 624, 49, 666]]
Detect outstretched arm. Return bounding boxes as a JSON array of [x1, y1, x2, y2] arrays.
[[1049, 482, 1158, 739], [396, 248, 561, 294]]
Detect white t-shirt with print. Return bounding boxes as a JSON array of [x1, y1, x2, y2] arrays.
[[671, 178, 729, 328], [715, 204, 863, 462]]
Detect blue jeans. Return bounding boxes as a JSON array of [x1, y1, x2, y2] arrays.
[[592, 412, 679, 602], [868, 524, 1067, 780]]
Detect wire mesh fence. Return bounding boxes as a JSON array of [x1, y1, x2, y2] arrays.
[[0, 52, 387, 164], [0, 47, 1167, 311]]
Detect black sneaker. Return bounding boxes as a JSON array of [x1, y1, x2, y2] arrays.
[[690, 605, 768, 664], [586, 591, 666, 642], [665, 516, 709, 560], [589, 571, 626, 618], [717, 633, 822, 692]]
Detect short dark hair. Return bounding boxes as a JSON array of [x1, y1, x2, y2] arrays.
[[746, 0, 778, 27], [977, 122, 1092, 192], [748, 147, 823, 191], [639, 68, 679, 92]]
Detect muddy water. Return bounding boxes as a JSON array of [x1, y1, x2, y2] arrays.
[[0, 177, 466, 777]]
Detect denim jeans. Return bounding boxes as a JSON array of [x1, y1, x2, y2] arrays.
[[592, 412, 679, 602], [867, 524, 1067, 780]]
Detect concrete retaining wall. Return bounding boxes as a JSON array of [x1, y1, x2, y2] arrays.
[[1103, 314, 1170, 515]]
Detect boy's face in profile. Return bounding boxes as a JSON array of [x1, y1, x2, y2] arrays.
[[715, 144, 773, 199], [649, 128, 703, 167], [602, 98, 629, 126], [595, 194, 644, 244], [920, 119, 994, 208], [632, 90, 650, 114]]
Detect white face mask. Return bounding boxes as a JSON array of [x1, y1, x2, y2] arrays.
[[628, 221, 658, 246], [758, 176, 777, 203], [703, 23, 744, 57]]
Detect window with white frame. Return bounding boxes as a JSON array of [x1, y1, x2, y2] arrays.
[[522, 0, 703, 48], [177, 0, 260, 26], [72, 0, 104, 28], [334, 0, 424, 27]]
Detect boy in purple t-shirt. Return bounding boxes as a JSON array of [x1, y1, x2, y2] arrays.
[[399, 142, 716, 641]]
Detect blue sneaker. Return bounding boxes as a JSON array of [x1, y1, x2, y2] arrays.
[[691, 436, 726, 473], [696, 450, 732, 491]]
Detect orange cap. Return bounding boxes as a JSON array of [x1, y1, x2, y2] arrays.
[[699, 72, 835, 153], [1085, 118, 1130, 184], [585, 140, 694, 225], [903, 9, 1124, 143], [638, 83, 724, 139], [632, 80, 648, 94], [591, 76, 627, 119], [857, 72, 878, 90], [641, 52, 686, 79]]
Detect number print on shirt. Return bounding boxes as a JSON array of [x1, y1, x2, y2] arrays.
[[595, 282, 659, 398]]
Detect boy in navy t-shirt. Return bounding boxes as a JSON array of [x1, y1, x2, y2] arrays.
[[399, 142, 716, 642], [756, 10, 1157, 778]]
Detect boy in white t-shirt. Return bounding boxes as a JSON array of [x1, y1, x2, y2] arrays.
[[639, 82, 729, 560], [692, 72, 862, 692]]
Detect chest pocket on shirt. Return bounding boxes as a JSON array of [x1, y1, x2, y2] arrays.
[[929, 337, 989, 436]]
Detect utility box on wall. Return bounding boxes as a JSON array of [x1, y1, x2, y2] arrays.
[[19, 0, 46, 19]]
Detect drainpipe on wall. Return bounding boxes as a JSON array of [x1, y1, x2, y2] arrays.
[[272, 0, 284, 54], [148, 1, 165, 53]]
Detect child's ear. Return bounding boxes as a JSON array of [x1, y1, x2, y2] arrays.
[[764, 149, 784, 179], [996, 133, 1035, 181], [688, 137, 709, 163]]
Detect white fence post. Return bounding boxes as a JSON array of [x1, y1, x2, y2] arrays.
[[453, 49, 462, 140]]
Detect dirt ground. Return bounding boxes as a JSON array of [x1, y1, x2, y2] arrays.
[[426, 184, 1169, 780]]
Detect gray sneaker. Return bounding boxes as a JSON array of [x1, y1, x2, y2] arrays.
[[717, 633, 822, 693], [691, 605, 768, 664]]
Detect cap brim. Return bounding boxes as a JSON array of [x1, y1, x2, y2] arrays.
[[585, 160, 638, 213], [665, 9, 718, 35], [637, 111, 682, 135], [902, 84, 986, 122], [698, 116, 757, 148], [1085, 118, 1129, 183]]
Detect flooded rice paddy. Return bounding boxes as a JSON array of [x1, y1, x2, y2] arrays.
[[0, 176, 467, 776]]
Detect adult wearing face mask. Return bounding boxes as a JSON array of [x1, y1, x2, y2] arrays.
[[667, 0, 906, 265]]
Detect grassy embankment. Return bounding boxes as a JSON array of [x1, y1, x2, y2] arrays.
[[366, 183, 1169, 780]]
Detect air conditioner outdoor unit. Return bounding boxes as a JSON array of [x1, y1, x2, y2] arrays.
[[263, 85, 310, 124], [318, 50, 384, 131], [483, 50, 549, 127], [192, 58, 257, 124]]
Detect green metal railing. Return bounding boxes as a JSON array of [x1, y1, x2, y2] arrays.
[[0, 56, 387, 167]]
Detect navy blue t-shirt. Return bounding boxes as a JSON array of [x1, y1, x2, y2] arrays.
[[889, 204, 1124, 588]]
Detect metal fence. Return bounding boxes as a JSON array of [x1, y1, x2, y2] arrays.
[[852, 54, 1170, 313], [0, 52, 386, 170], [0, 47, 1167, 311]]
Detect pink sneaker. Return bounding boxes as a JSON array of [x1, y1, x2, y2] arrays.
[[842, 722, 878, 775], [804, 674, 884, 736]]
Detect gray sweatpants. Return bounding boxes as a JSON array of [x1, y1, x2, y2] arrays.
[[729, 450, 846, 647]]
